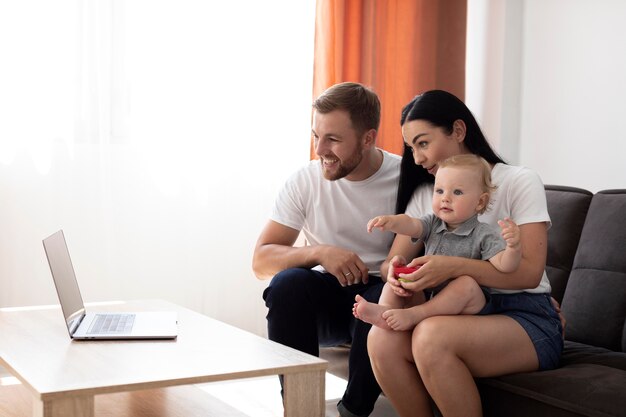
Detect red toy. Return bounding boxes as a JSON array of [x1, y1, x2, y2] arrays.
[[393, 265, 420, 281], [393, 266, 419, 277]]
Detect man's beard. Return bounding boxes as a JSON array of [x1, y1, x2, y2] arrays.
[[321, 143, 364, 181]]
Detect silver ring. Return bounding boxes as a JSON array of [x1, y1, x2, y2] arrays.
[[345, 272, 352, 277]]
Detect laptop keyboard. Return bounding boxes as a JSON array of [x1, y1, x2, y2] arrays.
[[88, 314, 135, 334]]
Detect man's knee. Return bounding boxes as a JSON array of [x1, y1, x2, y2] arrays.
[[263, 268, 312, 307], [360, 280, 384, 303]]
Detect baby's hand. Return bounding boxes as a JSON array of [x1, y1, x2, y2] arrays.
[[498, 217, 521, 249], [388, 258, 414, 298], [367, 215, 394, 233]]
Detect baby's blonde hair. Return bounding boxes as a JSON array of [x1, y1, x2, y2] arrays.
[[438, 154, 496, 214]]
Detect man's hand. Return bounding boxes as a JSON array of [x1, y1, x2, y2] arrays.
[[317, 245, 369, 286]]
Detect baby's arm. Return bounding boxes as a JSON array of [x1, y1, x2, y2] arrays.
[[367, 214, 424, 238], [488, 218, 522, 273]]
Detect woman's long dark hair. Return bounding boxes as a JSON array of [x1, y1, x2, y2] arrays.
[[396, 90, 506, 214]]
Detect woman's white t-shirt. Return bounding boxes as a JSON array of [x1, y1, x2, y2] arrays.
[[405, 163, 552, 294]]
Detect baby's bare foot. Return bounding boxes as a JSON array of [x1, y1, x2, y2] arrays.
[[382, 308, 423, 331], [353, 295, 392, 330]]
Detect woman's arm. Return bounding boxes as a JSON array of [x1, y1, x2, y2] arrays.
[[401, 222, 547, 292]]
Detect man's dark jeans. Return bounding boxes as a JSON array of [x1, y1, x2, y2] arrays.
[[263, 268, 384, 417]]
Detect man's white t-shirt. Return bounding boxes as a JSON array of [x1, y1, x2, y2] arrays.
[[405, 163, 552, 294], [271, 150, 401, 275]]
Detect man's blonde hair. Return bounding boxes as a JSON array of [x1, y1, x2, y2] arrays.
[[438, 154, 496, 214]]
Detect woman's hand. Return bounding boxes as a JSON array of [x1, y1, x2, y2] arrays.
[[398, 255, 460, 292], [551, 297, 567, 338]]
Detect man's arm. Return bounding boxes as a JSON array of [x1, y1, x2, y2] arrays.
[[252, 220, 312, 280], [252, 220, 369, 285]]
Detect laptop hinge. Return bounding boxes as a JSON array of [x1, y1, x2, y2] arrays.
[[68, 311, 86, 336]]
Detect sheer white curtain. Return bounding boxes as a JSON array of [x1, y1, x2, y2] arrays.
[[0, 0, 315, 336], [77, 0, 128, 144], [0, 2, 75, 170]]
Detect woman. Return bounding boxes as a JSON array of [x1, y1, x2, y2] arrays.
[[369, 90, 563, 417]]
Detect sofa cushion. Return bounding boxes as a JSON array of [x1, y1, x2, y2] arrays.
[[562, 189, 626, 352], [480, 342, 626, 417], [561, 341, 626, 370], [544, 186, 593, 303]]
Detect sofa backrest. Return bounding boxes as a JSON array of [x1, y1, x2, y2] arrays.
[[561, 189, 626, 352], [544, 185, 593, 303]]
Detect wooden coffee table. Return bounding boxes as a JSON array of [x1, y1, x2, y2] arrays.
[[0, 300, 327, 417]]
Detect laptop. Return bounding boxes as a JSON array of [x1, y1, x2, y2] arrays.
[[43, 230, 178, 340]]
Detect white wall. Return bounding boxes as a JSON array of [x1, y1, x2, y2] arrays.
[[0, 1, 315, 337], [519, 0, 626, 192], [466, 0, 523, 162], [467, 0, 626, 192]]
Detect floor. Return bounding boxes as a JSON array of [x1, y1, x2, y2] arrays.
[[195, 346, 399, 417], [197, 372, 399, 417], [1, 351, 399, 417]]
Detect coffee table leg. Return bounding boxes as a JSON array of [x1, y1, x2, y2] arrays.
[[283, 369, 325, 417], [33, 395, 95, 417]]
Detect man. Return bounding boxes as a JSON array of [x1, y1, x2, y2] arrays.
[[252, 82, 400, 417]]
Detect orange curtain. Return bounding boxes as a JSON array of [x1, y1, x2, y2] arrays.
[[312, 0, 467, 157]]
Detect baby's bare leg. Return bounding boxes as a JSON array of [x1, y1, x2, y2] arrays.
[[383, 275, 485, 331]]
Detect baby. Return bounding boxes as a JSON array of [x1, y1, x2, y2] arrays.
[[354, 154, 521, 331]]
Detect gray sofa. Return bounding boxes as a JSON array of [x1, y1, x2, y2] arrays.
[[478, 186, 626, 417]]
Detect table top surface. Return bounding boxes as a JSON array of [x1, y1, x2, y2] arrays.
[[0, 300, 326, 400]]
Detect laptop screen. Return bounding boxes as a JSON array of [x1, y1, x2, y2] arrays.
[[43, 230, 86, 335]]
